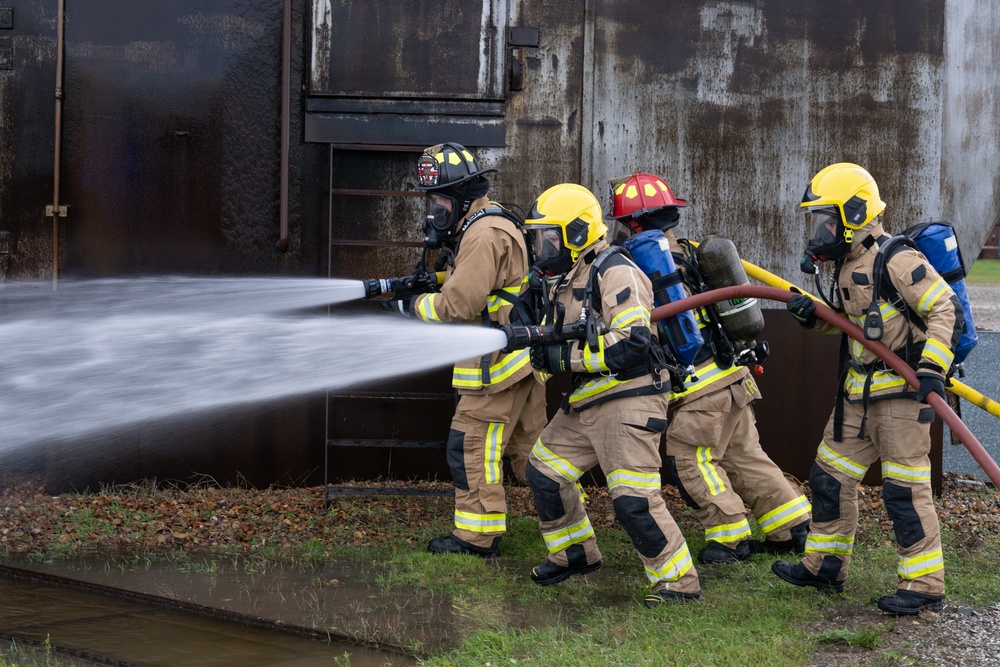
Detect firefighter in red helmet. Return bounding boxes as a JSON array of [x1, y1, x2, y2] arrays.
[[384, 142, 547, 558], [609, 172, 812, 565]]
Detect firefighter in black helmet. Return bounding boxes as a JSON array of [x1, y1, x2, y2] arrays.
[[385, 142, 547, 558]]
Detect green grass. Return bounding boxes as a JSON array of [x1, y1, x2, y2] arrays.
[[966, 258, 1000, 285]]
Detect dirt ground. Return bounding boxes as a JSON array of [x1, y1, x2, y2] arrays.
[[968, 284, 1000, 332]]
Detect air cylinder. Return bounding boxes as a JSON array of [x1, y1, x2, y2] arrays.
[[695, 235, 764, 343]]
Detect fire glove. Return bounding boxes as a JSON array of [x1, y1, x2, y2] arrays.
[[530, 343, 571, 374], [914, 372, 945, 403], [380, 297, 413, 317], [786, 294, 817, 328]]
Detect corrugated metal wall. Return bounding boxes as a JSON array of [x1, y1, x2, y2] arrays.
[[1, 0, 997, 490]]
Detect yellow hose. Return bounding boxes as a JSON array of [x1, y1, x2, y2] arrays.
[[738, 257, 1000, 420]]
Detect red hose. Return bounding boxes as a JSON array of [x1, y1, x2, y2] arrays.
[[651, 285, 1000, 488]]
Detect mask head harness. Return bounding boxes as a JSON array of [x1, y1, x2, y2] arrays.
[[416, 142, 496, 248]]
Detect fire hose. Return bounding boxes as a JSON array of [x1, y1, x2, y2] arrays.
[[737, 257, 1000, 420], [650, 284, 1000, 488]]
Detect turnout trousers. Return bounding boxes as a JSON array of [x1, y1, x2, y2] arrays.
[[527, 393, 700, 594], [666, 381, 811, 547], [448, 374, 548, 548], [803, 397, 944, 595]]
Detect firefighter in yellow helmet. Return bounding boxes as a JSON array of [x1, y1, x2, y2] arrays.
[[384, 142, 547, 558], [772, 163, 964, 615], [608, 173, 812, 565], [519, 183, 701, 607]]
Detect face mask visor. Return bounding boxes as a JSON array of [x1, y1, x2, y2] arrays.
[[529, 225, 573, 275], [803, 207, 849, 263], [422, 193, 459, 248]]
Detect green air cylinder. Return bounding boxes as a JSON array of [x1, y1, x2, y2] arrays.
[[695, 235, 765, 343]]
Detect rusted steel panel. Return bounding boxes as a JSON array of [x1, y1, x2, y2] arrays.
[[309, 0, 508, 99], [584, 0, 988, 282]]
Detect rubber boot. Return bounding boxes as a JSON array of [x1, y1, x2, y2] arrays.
[[427, 534, 500, 558], [644, 584, 701, 608], [530, 559, 602, 586], [698, 539, 750, 564], [877, 589, 945, 616], [750, 520, 810, 555], [771, 558, 845, 594]]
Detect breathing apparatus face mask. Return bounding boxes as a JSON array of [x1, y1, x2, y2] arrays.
[[801, 208, 850, 273], [423, 193, 461, 249], [530, 226, 574, 276]]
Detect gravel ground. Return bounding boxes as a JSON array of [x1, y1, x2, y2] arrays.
[[968, 284, 1000, 333]]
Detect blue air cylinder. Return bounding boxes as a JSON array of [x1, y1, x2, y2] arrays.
[[907, 222, 978, 364], [623, 230, 704, 366]]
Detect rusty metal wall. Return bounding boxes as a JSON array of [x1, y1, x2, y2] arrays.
[[2, 0, 995, 491]]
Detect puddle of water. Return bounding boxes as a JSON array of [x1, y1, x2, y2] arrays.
[[0, 575, 413, 666], [2, 556, 637, 662]]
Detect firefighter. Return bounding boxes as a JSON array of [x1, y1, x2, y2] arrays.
[[385, 142, 547, 558], [518, 183, 701, 607], [772, 163, 963, 615], [607, 173, 812, 565]]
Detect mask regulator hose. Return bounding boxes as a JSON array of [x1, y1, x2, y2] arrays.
[[651, 284, 1000, 489]]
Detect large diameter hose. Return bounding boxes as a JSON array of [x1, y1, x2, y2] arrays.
[[738, 258, 1000, 420], [652, 285, 1000, 488]]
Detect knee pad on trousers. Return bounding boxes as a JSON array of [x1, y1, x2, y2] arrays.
[[882, 481, 925, 548], [809, 462, 842, 523], [446, 429, 469, 490], [612, 494, 668, 558], [526, 461, 565, 522], [665, 456, 700, 510]]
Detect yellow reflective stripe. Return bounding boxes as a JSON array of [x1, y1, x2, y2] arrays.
[[567, 375, 628, 404], [758, 495, 812, 534], [644, 542, 694, 584], [898, 548, 944, 579], [606, 469, 662, 491], [849, 301, 899, 327], [415, 294, 441, 322], [921, 338, 954, 372], [610, 305, 650, 330], [697, 447, 726, 495], [451, 348, 531, 388], [805, 533, 854, 555], [669, 362, 743, 401], [580, 335, 609, 373], [485, 422, 504, 484], [486, 285, 521, 313], [844, 369, 907, 397], [881, 460, 931, 484], [705, 518, 751, 542], [454, 510, 506, 533], [917, 278, 948, 316], [541, 516, 594, 553], [818, 441, 868, 481], [532, 439, 584, 482]]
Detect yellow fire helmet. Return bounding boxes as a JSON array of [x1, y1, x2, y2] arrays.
[[801, 162, 886, 230], [525, 183, 608, 255]]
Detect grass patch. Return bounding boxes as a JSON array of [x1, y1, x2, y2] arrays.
[[966, 258, 1000, 285]]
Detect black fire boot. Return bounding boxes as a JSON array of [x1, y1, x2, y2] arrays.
[[750, 521, 810, 555], [698, 539, 751, 564], [877, 589, 945, 616], [771, 558, 845, 594], [643, 585, 702, 608], [427, 534, 500, 558], [530, 559, 602, 586]]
